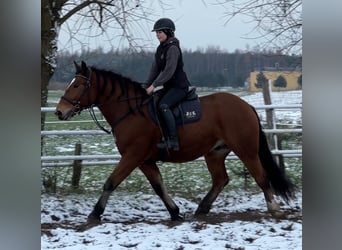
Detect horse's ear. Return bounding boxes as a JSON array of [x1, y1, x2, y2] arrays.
[[73, 61, 81, 72], [81, 61, 87, 72]]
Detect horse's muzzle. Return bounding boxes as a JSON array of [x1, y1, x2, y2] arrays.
[[55, 109, 75, 120]]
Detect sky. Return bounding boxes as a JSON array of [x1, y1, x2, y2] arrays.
[[57, 1, 264, 53]]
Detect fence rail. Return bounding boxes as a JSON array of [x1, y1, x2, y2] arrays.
[[41, 104, 302, 113], [41, 104, 302, 168]]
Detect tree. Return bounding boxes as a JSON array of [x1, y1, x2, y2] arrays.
[[297, 74, 302, 87], [41, 1, 153, 130], [255, 71, 267, 89], [274, 75, 287, 88], [215, 0, 302, 54], [41, 0, 155, 154]]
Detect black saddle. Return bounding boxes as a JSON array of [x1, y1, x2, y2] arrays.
[[149, 87, 201, 126]]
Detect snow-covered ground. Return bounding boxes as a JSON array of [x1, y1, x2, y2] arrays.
[[42, 90, 302, 249], [41, 189, 302, 250]]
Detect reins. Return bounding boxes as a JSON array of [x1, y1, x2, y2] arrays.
[[117, 95, 147, 102], [111, 96, 153, 128], [88, 89, 152, 134], [88, 105, 112, 134]]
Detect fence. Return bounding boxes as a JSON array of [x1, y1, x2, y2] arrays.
[[41, 103, 302, 168]]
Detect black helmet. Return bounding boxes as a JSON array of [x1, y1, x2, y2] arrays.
[[152, 18, 175, 32]]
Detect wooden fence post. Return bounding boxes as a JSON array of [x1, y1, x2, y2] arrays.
[[262, 79, 284, 169], [71, 143, 82, 188], [262, 79, 275, 148]]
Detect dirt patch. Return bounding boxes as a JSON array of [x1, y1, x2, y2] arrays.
[[41, 207, 302, 236]]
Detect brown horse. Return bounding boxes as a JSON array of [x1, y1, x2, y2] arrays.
[[55, 61, 295, 222]]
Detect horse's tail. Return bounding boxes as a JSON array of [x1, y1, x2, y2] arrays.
[[252, 106, 296, 203]]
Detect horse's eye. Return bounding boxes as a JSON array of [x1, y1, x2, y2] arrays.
[[73, 83, 80, 88]]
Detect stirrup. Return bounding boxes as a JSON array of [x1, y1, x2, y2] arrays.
[[157, 138, 179, 151], [157, 141, 168, 149], [168, 137, 180, 151]]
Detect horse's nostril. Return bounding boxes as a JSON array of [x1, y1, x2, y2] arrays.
[[55, 110, 62, 118]]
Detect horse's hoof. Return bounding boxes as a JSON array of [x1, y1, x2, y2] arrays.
[[194, 213, 207, 220], [76, 215, 101, 232], [267, 200, 280, 212], [171, 214, 184, 221], [269, 210, 286, 219], [87, 213, 101, 223], [195, 204, 211, 215]]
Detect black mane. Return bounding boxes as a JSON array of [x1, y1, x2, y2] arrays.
[[90, 66, 148, 99]]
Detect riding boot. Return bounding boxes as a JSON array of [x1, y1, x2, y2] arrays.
[[158, 105, 179, 151]]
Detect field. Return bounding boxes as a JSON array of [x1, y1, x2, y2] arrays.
[[41, 89, 302, 249]]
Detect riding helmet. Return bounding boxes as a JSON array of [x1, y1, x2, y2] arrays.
[[152, 18, 176, 32]]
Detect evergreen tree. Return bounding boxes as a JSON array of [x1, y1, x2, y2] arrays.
[[297, 74, 302, 88], [274, 75, 287, 88], [255, 71, 267, 89]]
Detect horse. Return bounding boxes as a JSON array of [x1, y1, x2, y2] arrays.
[[55, 61, 295, 222]]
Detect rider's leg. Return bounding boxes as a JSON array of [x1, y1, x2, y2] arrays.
[[159, 103, 179, 150], [157, 87, 187, 151]]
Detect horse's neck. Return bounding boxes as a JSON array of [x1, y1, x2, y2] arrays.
[[97, 101, 126, 126], [96, 85, 147, 128]]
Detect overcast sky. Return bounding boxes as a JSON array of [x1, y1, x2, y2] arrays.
[[58, 1, 266, 53]]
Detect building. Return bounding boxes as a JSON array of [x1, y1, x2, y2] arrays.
[[249, 67, 302, 92]]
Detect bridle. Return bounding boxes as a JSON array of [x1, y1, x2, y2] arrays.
[[61, 69, 92, 115], [60, 67, 152, 134]]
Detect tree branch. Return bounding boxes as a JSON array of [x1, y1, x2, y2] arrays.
[[212, 0, 302, 54]]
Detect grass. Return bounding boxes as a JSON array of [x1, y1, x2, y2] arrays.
[[41, 157, 302, 200], [42, 90, 302, 198]]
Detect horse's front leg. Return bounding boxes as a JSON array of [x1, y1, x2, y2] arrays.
[[139, 161, 183, 221], [87, 156, 139, 222]]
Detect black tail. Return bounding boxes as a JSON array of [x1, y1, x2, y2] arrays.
[[253, 107, 296, 202]]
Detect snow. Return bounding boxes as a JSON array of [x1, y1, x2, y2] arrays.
[[240, 90, 302, 125], [56, 146, 75, 152], [42, 90, 302, 249], [41, 190, 302, 249]]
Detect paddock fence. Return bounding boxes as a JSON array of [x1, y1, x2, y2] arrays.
[[41, 103, 302, 168]]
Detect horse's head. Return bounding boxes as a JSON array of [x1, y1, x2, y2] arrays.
[[55, 61, 95, 120]]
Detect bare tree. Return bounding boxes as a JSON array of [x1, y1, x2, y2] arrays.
[[41, 1, 154, 123], [213, 0, 302, 54], [41, 0, 156, 153]]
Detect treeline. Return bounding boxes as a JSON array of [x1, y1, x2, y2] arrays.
[[51, 47, 302, 89]]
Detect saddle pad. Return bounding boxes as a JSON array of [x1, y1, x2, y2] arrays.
[[149, 98, 201, 126]]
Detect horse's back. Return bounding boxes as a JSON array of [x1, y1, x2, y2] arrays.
[[199, 92, 255, 119]]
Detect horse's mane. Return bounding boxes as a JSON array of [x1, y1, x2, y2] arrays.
[[90, 66, 148, 99], [89, 66, 149, 116]]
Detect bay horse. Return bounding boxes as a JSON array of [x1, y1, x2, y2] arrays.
[[55, 61, 295, 222]]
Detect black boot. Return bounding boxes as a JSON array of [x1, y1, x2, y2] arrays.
[[158, 105, 179, 151]]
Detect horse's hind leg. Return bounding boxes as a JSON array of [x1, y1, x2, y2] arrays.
[[195, 150, 229, 215], [240, 155, 281, 214], [139, 161, 182, 221]]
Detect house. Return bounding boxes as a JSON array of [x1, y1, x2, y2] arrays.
[[249, 66, 302, 92]]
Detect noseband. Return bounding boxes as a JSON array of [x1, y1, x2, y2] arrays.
[[61, 69, 92, 114]]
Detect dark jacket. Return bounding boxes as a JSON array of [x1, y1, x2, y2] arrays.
[[147, 37, 190, 90]]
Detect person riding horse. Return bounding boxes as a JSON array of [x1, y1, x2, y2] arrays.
[[145, 18, 191, 151], [56, 61, 296, 222]]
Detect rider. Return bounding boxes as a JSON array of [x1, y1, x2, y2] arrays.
[[146, 18, 191, 151]]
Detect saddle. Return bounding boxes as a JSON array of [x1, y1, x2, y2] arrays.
[[149, 87, 201, 126]]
